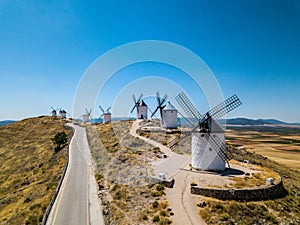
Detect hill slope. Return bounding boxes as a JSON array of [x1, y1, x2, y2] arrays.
[[0, 116, 72, 224], [225, 118, 298, 125]]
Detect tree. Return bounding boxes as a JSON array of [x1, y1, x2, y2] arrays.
[[52, 132, 68, 152]]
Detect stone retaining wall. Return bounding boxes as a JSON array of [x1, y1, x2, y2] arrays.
[[191, 179, 286, 201]]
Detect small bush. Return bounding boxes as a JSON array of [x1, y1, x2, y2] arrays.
[[26, 215, 38, 225], [152, 190, 164, 197], [141, 214, 148, 220], [52, 132, 68, 152], [156, 184, 165, 191], [153, 201, 159, 208], [215, 202, 225, 210], [220, 213, 230, 221], [160, 210, 167, 217], [153, 215, 160, 222]]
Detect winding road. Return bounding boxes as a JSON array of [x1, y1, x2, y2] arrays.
[[46, 123, 104, 225]]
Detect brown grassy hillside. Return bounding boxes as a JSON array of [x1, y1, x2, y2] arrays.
[[0, 116, 72, 225], [86, 121, 173, 225]]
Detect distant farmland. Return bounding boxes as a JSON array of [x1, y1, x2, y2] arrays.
[[226, 125, 300, 170]]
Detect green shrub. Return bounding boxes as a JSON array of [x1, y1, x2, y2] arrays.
[[153, 201, 159, 208], [141, 214, 148, 220], [160, 210, 167, 217], [156, 184, 165, 191], [153, 215, 160, 222]]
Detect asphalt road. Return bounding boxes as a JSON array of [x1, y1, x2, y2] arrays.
[[46, 123, 104, 225]]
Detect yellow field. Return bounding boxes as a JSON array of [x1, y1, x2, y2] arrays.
[[226, 125, 300, 170]]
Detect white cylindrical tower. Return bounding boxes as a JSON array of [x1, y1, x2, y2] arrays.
[[82, 114, 89, 122], [162, 102, 178, 129], [60, 110, 67, 119], [103, 113, 112, 123], [191, 119, 226, 171], [137, 100, 148, 119], [191, 132, 225, 171], [51, 110, 57, 117]]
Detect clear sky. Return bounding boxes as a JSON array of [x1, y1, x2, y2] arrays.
[[0, 0, 299, 122]]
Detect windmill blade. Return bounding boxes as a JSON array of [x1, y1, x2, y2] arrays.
[[175, 92, 201, 125], [106, 107, 111, 113], [156, 91, 161, 105], [161, 94, 167, 105], [66, 112, 72, 118], [201, 133, 234, 162], [130, 103, 138, 113], [176, 109, 195, 127], [148, 107, 157, 119], [151, 106, 160, 118], [99, 105, 105, 113], [206, 95, 242, 120], [51, 107, 56, 111], [137, 93, 143, 103], [99, 113, 104, 118], [132, 94, 137, 103]]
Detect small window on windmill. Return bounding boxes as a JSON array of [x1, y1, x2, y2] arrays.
[[209, 148, 212, 151]]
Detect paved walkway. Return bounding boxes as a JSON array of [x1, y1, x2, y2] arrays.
[[46, 124, 104, 225]]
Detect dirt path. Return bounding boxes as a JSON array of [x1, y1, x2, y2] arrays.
[[130, 120, 206, 225]]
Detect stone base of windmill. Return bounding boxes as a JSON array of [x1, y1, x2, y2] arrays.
[[186, 160, 286, 201]]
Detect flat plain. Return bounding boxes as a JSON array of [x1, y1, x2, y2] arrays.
[[226, 125, 300, 170]]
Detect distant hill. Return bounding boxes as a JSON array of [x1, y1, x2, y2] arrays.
[[225, 118, 299, 126], [74, 117, 136, 123], [0, 120, 16, 126]]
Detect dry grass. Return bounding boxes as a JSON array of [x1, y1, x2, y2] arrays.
[[227, 162, 280, 188], [86, 120, 173, 224], [0, 116, 72, 225], [198, 143, 300, 224], [137, 120, 191, 155]]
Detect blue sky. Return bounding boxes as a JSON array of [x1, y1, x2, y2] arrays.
[[0, 0, 299, 122]]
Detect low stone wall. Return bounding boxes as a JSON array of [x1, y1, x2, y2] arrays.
[[191, 179, 287, 201]]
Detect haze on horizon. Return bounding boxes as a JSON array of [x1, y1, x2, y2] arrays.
[[0, 1, 299, 123]]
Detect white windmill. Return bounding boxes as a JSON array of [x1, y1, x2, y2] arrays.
[[59, 109, 67, 119], [99, 105, 111, 123], [151, 92, 178, 129], [162, 102, 178, 129], [82, 109, 92, 122], [51, 107, 57, 117], [131, 94, 148, 119], [169, 92, 242, 171]]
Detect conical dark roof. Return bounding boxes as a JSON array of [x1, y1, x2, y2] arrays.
[[163, 101, 176, 110], [140, 100, 147, 107]]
